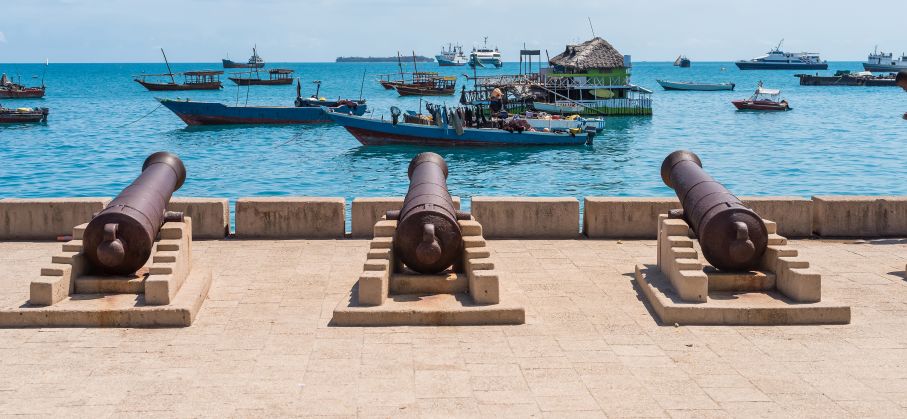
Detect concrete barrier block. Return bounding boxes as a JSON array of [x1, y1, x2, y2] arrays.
[[811, 196, 907, 237], [471, 197, 579, 239], [0, 198, 110, 240], [741, 197, 812, 238], [583, 197, 678, 239], [168, 197, 229, 239], [235, 197, 345, 239], [351, 197, 460, 239]]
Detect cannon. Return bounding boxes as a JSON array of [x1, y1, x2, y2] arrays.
[[82, 152, 187, 275], [660, 150, 767, 271], [387, 152, 469, 274]]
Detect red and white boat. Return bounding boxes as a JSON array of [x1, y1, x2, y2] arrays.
[[732, 83, 791, 111]]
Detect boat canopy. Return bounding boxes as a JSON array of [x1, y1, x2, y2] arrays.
[[755, 87, 780, 95]]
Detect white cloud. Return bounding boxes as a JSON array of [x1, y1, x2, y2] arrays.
[[0, 32, 6, 43]]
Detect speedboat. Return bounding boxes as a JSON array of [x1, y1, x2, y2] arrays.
[[732, 83, 791, 111], [657, 80, 735, 91], [735, 39, 827, 70]]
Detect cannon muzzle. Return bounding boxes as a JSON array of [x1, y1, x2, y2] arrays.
[[661, 150, 767, 271], [82, 152, 186, 275], [388, 152, 468, 274]]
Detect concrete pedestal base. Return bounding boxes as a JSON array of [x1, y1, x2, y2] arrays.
[[0, 218, 212, 328], [635, 215, 851, 325], [331, 217, 525, 326]]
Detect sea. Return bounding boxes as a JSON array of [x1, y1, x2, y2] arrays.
[[1, 61, 906, 215]]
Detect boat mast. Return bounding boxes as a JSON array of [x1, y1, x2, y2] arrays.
[[412, 50, 418, 73], [160, 48, 176, 85], [397, 51, 404, 81]]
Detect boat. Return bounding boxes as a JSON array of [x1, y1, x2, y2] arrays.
[[468, 37, 503, 68], [158, 80, 366, 126], [863, 47, 907, 72], [735, 39, 827, 70], [0, 105, 48, 123], [795, 70, 899, 86], [521, 112, 605, 132], [731, 83, 791, 111], [228, 68, 294, 86], [222, 47, 265, 68], [135, 49, 223, 91], [135, 70, 223, 91], [0, 73, 45, 99], [328, 104, 595, 146], [673, 55, 691, 67], [394, 74, 457, 96], [436, 44, 468, 66], [656, 80, 735, 91]]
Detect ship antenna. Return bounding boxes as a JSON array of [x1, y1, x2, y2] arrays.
[[775, 39, 783, 51], [587, 17, 595, 38]]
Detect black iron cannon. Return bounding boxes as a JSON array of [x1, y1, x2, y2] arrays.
[[82, 152, 187, 275], [387, 152, 469, 274], [660, 150, 767, 271]]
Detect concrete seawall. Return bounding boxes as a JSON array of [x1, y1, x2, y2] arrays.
[[2, 196, 906, 240]]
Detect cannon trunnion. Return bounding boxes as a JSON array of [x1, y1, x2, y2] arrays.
[[660, 150, 767, 271]]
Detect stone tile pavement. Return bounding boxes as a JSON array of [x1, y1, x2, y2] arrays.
[[1, 238, 906, 417]]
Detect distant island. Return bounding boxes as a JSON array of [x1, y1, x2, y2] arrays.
[[336, 56, 434, 63]]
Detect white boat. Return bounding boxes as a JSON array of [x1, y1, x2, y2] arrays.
[[657, 80, 735, 91], [735, 39, 827, 70], [863, 47, 907, 72], [469, 37, 503, 68], [436, 44, 468, 66]]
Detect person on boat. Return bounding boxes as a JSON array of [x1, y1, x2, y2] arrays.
[[489, 88, 504, 114]]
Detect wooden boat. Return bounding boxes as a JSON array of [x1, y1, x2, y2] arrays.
[[394, 75, 456, 96], [0, 74, 46, 98], [222, 46, 265, 68], [158, 80, 366, 126], [732, 84, 791, 111], [328, 105, 594, 146], [657, 80, 735, 91], [0, 106, 48, 123], [135, 49, 223, 91], [135, 71, 223, 91], [229, 69, 294, 86]]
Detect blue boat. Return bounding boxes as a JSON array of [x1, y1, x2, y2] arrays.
[[158, 80, 367, 126], [328, 106, 594, 146]]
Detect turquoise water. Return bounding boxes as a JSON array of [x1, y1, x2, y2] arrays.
[[1, 62, 905, 207]]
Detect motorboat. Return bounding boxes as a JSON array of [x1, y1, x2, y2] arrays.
[[657, 80, 735, 91], [732, 83, 791, 111], [735, 39, 827, 70]]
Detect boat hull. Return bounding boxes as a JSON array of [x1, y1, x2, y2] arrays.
[[394, 85, 455, 96], [0, 88, 46, 99], [329, 112, 589, 146], [862, 63, 907, 72], [228, 77, 294, 86], [136, 80, 222, 91], [735, 61, 828, 70], [732, 100, 790, 111], [159, 100, 367, 126], [657, 80, 735, 91], [796, 74, 897, 86], [222, 59, 265, 69]]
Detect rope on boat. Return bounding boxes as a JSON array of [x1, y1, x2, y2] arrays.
[[116, 103, 163, 128]]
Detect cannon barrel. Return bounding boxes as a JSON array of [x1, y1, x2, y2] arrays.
[[660, 150, 767, 271], [387, 152, 467, 274], [82, 152, 187, 275]]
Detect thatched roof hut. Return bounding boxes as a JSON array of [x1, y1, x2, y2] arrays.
[[549, 37, 625, 72]]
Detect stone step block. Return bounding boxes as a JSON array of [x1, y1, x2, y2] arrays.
[[62, 240, 83, 253], [373, 220, 397, 238], [464, 247, 491, 260], [390, 273, 467, 295], [463, 236, 486, 249], [468, 270, 500, 305], [369, 237, 393, 250], [363, 259, 390, 272], [458, 220, 483, 237], [153, 251, 179, 264]]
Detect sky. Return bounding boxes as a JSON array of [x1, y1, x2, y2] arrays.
[[1, 0, 905, 63]]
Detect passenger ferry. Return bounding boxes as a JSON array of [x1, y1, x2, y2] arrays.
[[436, 44, 468, 66], [863, 48, 907, 72], [468, 37, 503, 68], [735, 39, 827, 70]]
